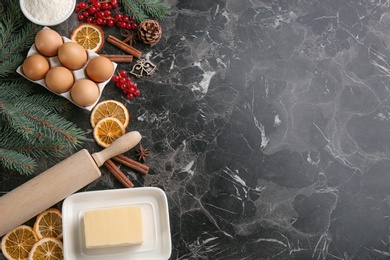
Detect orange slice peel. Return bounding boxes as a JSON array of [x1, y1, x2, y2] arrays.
[[93, 117, 126, 147], [70, 23, 104, 52], [90, 100, 130, 128]]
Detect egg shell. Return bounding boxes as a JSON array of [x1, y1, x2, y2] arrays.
[[70, 79, 100, 107], [45, 66, 74, 94], [58, 42, 88, 70], [22, 54, 50, 80], [17, 28, 117, 111], [35, 29, 63, 57], [86, 56, 114, 82]]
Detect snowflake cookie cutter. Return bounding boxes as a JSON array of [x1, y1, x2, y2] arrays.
[[130, 59, 157, 78]]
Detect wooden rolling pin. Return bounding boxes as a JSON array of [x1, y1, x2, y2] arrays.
[[0, 131, 142, 237]]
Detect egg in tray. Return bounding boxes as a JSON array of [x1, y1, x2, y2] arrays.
[[17, 27, 117, 111]]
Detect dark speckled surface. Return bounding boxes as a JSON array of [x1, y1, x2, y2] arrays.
[[3, 0, 390, 259]]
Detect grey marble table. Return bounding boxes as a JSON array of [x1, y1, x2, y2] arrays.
[[3, 0, 390, 259]]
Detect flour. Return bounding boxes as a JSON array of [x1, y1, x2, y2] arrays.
[[23, 0, 73, 23]]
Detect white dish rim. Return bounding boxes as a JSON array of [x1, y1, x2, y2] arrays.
[[19, 0, 76, 26], [62, 187, 172, 260]]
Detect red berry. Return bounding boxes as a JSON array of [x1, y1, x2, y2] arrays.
[[77, 14, 84, 21], [87, 17, 94, 23], [74, 6, 81, 13], [88, 6, 97, 14], [101, 2, 109, 9], [119, 70, 127, 77], [125, 77, 131, 83], [94, 2, 101, 9], [79, 2, 87, 9], [83, 11, 89, 17], [96, 18, 104, 24], [115, 13, 123, 20], [131, 23, 138, 30], [134, 89, 140, 96], [96, 11, 104, 18], [113, 75, 120, 82], [118, 78, 126, 84], [122, 16, 129, 22], [107, 19, 115, 27], [104, 10, 111, 17], [127, 93, 134, 99]]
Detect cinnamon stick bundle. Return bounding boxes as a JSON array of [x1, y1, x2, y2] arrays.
[[112, 154, 149, 175], [107, 35, 142, 59], [104, 159, 134, 188], [100, 54, 133, 63]]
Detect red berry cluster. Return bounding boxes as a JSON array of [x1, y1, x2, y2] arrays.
[[75, 0, 138, 30], [113, 70, 140, 99]]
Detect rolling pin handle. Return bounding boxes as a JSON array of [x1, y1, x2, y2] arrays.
[[92, 131, 142, 167]]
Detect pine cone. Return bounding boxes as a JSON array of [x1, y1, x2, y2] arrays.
[[138, 20, 162, 45]]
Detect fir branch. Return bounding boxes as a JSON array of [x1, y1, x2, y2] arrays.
[[22, 95, 71, 113], [0, 0, 87, 175], [0, 80, 70, 112], [0, 53, 24, 78], [133, 0, 171, 20], [0, 79, 33, 98], [0, 101, 36, 138], [0, 130, 68, 159], [21, 108, 86, 147], [0, 2, 40, 76], [120, 0, 148, 23], [0, 148, 37, 175]]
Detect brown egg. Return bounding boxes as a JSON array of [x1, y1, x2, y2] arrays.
[[45, 66, 74, 94], [35, 29, 63, 57], [22, 54, 50, 80], [70, 79, 100, 107], [86, 56, 114, 82], [58, 42, 88, 70]]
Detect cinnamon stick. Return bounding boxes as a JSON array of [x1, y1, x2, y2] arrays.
[[104, 159, 134, 188], [107, 35, 142, 59], [100, 54, 133, 63], [112, 154, 149, 175]]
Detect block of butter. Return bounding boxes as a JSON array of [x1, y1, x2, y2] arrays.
[[83, 206, 143, 249]]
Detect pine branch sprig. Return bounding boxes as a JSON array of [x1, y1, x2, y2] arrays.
[[0, 0, 87, 175], [134, 0, 171, 20], [0, 79, 33, 98], [120, 0, 148, 23], [0, 130, 68, 159], [0, 3, 40, 77], [119, 0, 171, 23], [22, 95, 72, 113], [0, 101, 36, 139], [21, 108, 86, 146], [0, 148, 37, 175]]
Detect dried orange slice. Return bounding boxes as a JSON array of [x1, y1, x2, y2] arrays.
[[33, 208, 63, 240], [93, 117, 126, 147], [1, 225, 38, 260], [90, 100, 130, 128], [70, 23, 104, 52], [28, 237, 63, 260]]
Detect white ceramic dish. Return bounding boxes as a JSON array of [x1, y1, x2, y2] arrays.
[[20, 0, 76, 26], [16, 28, 117, 111], [62, 187, 171, 260]]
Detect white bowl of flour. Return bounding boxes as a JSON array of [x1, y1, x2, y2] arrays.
[[20, 0, 76, 26]]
